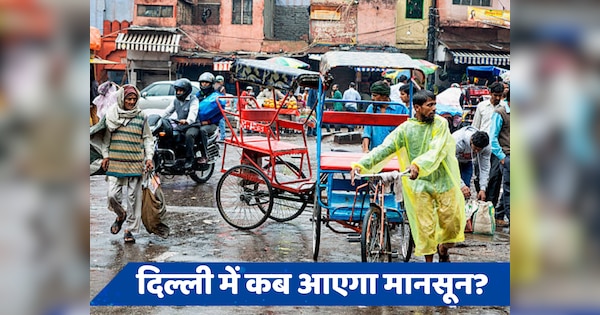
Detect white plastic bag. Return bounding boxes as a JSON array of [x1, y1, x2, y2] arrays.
[[469, 200, 496, 235]]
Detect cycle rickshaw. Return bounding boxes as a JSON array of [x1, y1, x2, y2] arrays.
[[215, 58, 330, 230], [312, 51, 426, 262]]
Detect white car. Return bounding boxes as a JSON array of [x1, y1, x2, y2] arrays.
[[137, 80, 200, 111]]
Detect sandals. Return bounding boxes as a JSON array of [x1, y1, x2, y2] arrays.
[[109, 199, 127, 235], [110, 216, 126, 234], [437, 244, 450, 262], [124, 230, 136, 243]]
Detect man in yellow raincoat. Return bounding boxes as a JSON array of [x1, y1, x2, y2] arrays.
[[351, 90, 465, 262]]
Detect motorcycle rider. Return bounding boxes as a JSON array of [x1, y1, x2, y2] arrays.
[[161, 78, 199, 169], [195, 72, 224, 163], [196, 72, 215, 101]]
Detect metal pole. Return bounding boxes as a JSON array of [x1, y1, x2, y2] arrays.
[[426, 0, 437, 63]]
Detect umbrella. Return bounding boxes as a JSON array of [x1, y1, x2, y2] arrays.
[[415, 59, 439, 76], [382, 69, 410, 80], [265, 56, 310, 69], [436, 87, 462, 108]]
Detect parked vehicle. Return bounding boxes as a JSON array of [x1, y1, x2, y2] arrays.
[[147, 114, 219, 184], [313, 51, 424, 262], [138, 80, 200, 110], [215, 58, 322, 229]]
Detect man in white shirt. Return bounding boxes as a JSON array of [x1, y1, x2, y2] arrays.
[[452, 126, 491, 200], [342, 82, 361, 132], [389, 74, 408, 103], [471, 82, 504, 208]]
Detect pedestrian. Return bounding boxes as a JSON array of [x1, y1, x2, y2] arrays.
[[92, 81, 119, 123], [256, 86, 285, 107], [301, 87, 310, 104], [342, 82, 361, 132], [390, 74, 410, 104], [351, 89, 465, 263], [101, 84, 154, 243], [214, 75, 227, 142], [331, 84, 343, 132], [305, 87, 318, 137], [399, 84, 416, 107], [161, 78, 199, 169], [240, 85, 254, 109], [452, 126, 490, 200], [490, 87, 510, 227], [361, 81, 409, 153], [471, 82, 504, 211], [397, 74, 408, 85], [214, 75, 226, 94], [383, 77, 392, 86]]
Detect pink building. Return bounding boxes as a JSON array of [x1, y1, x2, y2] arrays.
[[433, 0, 510, 87]]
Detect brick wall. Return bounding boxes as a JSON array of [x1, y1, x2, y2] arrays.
[[273, 5, 309, 41]]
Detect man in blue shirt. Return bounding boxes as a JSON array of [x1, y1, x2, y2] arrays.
[[361, 81, 409, 153], [489, 88, 510, 227]]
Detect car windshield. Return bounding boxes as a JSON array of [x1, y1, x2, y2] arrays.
[[142, 83, 173, 96]]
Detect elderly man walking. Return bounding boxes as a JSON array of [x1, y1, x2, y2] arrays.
[[101, 84, 154, 243]]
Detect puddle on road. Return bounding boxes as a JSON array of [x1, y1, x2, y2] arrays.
[[161, 179, 217, 207]]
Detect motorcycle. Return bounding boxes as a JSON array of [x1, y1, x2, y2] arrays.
[[147, 114, 220, 184]]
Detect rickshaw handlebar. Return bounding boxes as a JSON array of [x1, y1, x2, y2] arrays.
[[354, 169, 410, 181]]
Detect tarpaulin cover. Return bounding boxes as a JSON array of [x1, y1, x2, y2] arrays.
[[466, 66, 508, 77], [351, 116, 465, 257], [319, 51, 425, 76], [230, 58, 324, 90], [436, 104, 463, 117]]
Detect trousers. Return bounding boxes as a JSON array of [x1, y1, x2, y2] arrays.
[[107, 176, 142, 233]]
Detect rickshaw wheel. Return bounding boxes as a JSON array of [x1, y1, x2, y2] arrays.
[[361, 206, 391, 262], [399, 211, 414, 262], [216, 164, 273, 230], [263, 160, 308, 222], [312, 195, 321, 261]]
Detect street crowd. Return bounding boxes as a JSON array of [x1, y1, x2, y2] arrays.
[[91, 70, 510, 264]]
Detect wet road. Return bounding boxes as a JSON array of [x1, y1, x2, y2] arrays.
[[90, 131, 510, 314]]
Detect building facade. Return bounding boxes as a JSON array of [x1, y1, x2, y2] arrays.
[[91, 0, 508, 92], [433, 0, 510, 87]]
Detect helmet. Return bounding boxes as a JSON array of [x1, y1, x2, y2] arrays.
[[173, 78, 192, 101], [198, 72, 215, 84], [215, 75, 225, 83]]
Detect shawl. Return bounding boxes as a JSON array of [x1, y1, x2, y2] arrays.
[[105, 84, 142, 132]]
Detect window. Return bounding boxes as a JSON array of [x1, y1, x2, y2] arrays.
[[452, 0, 491, 6], [143, 83, 174, 97], [406, 0, 423, 19], [232, 0, 252, 25], [137, 5, 174, 18]]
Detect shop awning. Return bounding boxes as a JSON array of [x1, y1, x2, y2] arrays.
[[116, 33, 181, 53], [213, 61, 233, 71], [449, 50, 510, 66]]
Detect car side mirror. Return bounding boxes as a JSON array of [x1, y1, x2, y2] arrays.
[[141, 91, 148, 98]]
